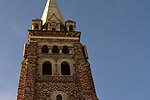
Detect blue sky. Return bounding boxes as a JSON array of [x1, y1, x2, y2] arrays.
[[0, 0, 150, 100]]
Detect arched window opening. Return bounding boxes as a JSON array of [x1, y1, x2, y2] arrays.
[[42, 61, 52, 75], [57, 95, 62, 100], [52, 28, 56, 31], [69, 25, 73, 31], [42, 45, 49, 53], [62, 46, 69, 54], [52, 45, 59, 53], [34, 24, 39, 30], [61, 62, 71, 75]]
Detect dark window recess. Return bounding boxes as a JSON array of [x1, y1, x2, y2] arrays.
[[61, 62, 71, 75], [34, 24, 39, 30], [62, 46, 69, 54], [52, 28, 56, 31], [57, 95, 62, 100], [69, 25, 73, 31], [42, 45, 49, 53], [52, 45, 59, 53], [42, 62, 52, 75]]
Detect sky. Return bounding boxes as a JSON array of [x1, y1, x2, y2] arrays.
[[0, 0, 150, 100]]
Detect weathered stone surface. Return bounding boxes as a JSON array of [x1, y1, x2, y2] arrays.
[[17, 1, 98, 99], [17, 30, 98, 99]]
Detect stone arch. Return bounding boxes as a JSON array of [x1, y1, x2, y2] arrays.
[[56, 94, 62, 100], [57, 59, 75, 75], [50, 91, 67, 100], [61, 62, 71, 75], [42, 61, 52, 75], [41, 45, 49, 53], [34, 23, 39, 30], [69, 25, 73, 31], [38, 58, 55, 75], [62, 45, 69, 54], [52, 45, 59, 53], [52, 28, 56, 31]]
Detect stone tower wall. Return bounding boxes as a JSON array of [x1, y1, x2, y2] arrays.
[[17, 30, 98, 100]]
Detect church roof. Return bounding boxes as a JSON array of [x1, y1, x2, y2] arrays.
[[41, 0, 64, 25]]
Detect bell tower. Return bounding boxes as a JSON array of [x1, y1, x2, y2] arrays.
[[17, 0, 98, 100]]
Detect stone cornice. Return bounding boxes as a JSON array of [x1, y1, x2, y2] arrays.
[[28, 30, 81, 38]]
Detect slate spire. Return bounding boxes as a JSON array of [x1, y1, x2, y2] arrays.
[[41, 0, 64, 25]]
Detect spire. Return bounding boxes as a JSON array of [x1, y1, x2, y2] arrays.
[[41, 0, 65, 25]]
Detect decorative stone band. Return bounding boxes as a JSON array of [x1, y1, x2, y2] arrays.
[[28, 30, 81, 38], [30, 36, 80, 40]]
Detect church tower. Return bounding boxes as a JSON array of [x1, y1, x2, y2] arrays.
[[17, 0, 98, 100]]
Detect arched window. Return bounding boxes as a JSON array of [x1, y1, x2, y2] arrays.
[[42, 45, 49, 53], [42, 61, 52, 75], [52, 28, 56, 31], [57, 95, 62, 100], [62, 46, 69, 54], [52, 45, 59, 53], [61, 62, 71, 75], [69, 25, 73, 31], [34, 24, 39, 30]]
